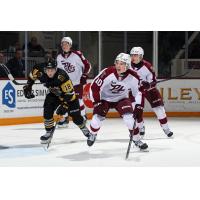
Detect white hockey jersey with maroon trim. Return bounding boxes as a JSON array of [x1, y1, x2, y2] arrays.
[[90, 66, 142, 104], [131, 59, 157, 85], [57, 50, 91, 86]]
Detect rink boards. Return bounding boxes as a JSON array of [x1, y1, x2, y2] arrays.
[[0, 79, 200, 125]]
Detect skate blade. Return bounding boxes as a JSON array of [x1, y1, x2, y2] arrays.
[[41, 140, 49, 145], [132, 149, 149, 153], [41, 141, 52, 150], [40, 136, 52, 144], [133, 145, 149, 152], [57, 124, 69, 128], [139, 149, 149, 152], [42, 144, 49, 151]]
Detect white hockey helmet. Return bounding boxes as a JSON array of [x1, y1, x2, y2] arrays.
[[130, 47, 144, 57], [115, 53, 131, 69], [61, 37, 72, 46]]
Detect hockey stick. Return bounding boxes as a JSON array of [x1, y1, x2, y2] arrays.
[[44, 117, 60, 150], [0, 63, 41, 85], [156, 70, 191, 84], [125, 120, 136, 160]]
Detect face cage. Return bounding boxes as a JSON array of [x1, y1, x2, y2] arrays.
[[114, 59, 129, 70], [130, 54, 143, 63]]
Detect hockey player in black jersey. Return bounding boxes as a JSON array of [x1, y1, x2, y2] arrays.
[[23, 59, 92, 144]]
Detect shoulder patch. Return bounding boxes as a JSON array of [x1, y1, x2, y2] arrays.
[[58, 74, 65, 82]]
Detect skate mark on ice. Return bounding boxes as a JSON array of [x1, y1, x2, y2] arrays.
[[144, 137, 173, 141], [12, 128, 44, 131], [7, 144, 44, 149], [13, 126, 76, 131], [0, 145, 9, 150], [0, 146, 47, 159]]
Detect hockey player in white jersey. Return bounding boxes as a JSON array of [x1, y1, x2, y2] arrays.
[[57, 37, 91, 127], [130, 47, 173, 138], [87, 53, 148, 150]]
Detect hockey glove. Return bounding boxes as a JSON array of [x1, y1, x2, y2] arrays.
[[133, 104, 143, 120], [141, 81, 151, 90], [56, 104, 68, 116], [23, 84, 35, 99], [93, 101, 108, 117], [80, 74, 88, 85]]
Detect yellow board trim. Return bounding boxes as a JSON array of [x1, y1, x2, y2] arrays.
[[0, 112, 200, 126]]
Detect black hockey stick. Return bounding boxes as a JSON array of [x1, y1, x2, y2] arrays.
[[125, 120, 136, 160], [0, 63, 41, 85], [45, 118, 60, 149], [156, 65, 196, 84]]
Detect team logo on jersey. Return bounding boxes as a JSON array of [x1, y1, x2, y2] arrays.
[[58, 75, 65, 82], [110, 81, 125, 94], [2, 82, 16, 108], [62, 62, 75, 73]]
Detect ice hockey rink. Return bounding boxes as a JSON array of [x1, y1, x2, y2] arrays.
[[0, 117, 199, 167]]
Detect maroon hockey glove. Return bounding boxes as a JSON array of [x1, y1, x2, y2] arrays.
[[93, 101, 108, 117], [80, 74, 88, 85], [133, 104, 143, 120], [141, 81, 151, 90]]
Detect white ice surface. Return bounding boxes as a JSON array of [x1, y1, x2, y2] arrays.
[[0, 117, 200, 166]]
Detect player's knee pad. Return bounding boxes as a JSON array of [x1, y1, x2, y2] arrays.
[[122, 113, 135, 130], [153, 106, 166, 119]]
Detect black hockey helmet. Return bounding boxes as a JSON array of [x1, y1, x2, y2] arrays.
[[45, 59, 57, 69]]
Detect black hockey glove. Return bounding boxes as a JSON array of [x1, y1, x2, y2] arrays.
[[56, 104, 68, 116], [23, 84, 35, 99]]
